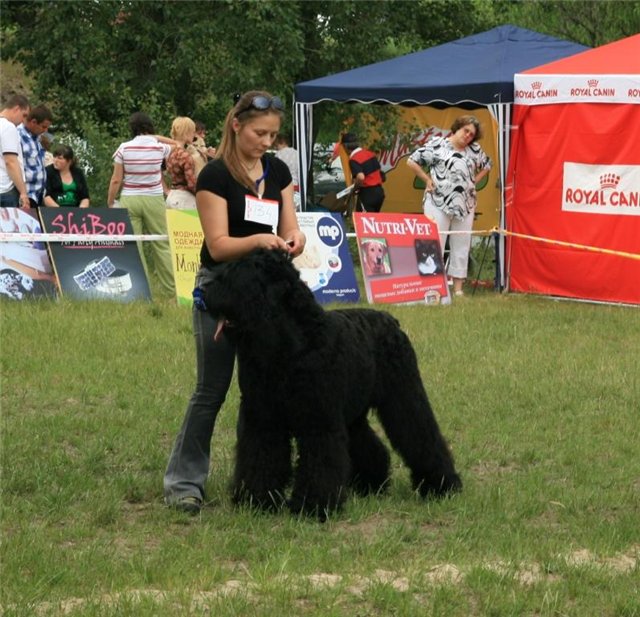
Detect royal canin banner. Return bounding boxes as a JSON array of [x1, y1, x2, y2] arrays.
[[562, 163, 640, 216], [507, 35, 640, 304], [514, 74, 640, 105], [506, 102, 640, 305]]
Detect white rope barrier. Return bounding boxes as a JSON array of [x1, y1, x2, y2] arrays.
[[2, 230, 493, 242], [2, 228, 637, 261], [0, 233, 168, 242]]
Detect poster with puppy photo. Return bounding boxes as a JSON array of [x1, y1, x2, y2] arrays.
[[353, 212, 449, 305], [293, 212, 360, 304]]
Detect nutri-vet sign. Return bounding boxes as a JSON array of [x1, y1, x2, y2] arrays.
[[562, 163, 640, 216]]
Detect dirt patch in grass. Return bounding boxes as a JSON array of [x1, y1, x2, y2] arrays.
[[6, 545, 637, 615]]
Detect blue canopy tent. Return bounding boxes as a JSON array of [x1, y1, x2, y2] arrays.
[[293, 25, 588, 285]]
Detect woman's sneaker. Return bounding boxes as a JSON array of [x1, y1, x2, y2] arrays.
[[170, 496, 202, 515]]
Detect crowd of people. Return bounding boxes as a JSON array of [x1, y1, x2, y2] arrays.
[[1, 94, 221, 297], [1, 92, 490, 300], [2, 90, 491, 514]]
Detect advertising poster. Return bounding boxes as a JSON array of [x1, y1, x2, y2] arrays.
[[337, 106, 500, 231], [293, 212, 360, 304], [0, 207, 58, 300], [352, 212, 448, 305], [166, 209, 204, 306], [39, 208, 151, 302]]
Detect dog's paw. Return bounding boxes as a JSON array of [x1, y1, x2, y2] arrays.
[[287, 492, 348, 522], [415, 473, 462, 499], [232, 487, 287, 512], [287, 498, 332, 522]]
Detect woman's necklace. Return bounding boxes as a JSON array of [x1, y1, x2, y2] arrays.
[[241, 158, 260, 172]]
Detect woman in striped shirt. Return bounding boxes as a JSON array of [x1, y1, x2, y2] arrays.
[[107, 112, 175, 296]]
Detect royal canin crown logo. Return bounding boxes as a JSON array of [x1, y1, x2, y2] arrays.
[[599, 173, 621, 189], [531, 81, 542, 90], [588, 79, 599, 88]]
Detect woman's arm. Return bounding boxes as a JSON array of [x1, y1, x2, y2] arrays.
[[44, 168, 59, 207], [155, 135, 179, 146], [474, 168, 490, 184], [75, 168, 91, 205], [406, 158, 434, 191], [107, 163, 124, 207], [277, 183, 305, 257], [183, 153, 197, 194], [197, 190, 290, 262]]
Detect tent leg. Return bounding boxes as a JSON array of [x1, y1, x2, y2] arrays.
[[493, 231, 502, 291], [471, 235, 492, 296]]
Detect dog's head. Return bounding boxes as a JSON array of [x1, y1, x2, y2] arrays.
[[202, 249, 316, 341], [363, 241, 386, 265]]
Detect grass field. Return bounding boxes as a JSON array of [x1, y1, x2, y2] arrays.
[[1, 289, 639, 616]]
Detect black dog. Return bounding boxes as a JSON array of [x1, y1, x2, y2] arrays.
[[204, 249, 461, 519]]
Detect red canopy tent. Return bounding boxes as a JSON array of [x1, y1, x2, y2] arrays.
[[506, 34, 640, 304]]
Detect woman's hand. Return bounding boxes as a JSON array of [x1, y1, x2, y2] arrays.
[[254, 233, 290, 252], [283, 229, 306, 257]]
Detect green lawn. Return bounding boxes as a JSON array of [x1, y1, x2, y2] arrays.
[[1, 292, 638, 616]]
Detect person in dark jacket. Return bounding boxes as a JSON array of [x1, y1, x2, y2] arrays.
[[44, 145, 90, 207]]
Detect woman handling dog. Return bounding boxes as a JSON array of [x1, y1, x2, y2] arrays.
[[164, 91, 306, 514], [407, 115, 491, 298]]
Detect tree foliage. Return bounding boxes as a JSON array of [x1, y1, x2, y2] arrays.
[[1, 0, 636, 203], [495, 0, 640, 48]]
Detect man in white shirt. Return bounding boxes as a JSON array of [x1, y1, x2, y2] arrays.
[[0, 95, 31, 208], [107, 112, 175, 296], [274, 133, 300, 210]]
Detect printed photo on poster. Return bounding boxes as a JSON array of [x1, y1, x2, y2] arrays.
[[293, 212, 360, 304], [360, 238, 392, 277], [39, 208, 151, 302], [414, 238, 444, 276], [353, 212, 448, 305], [0, 207, 58, 300]]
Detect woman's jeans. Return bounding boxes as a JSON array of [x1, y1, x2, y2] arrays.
[[164, 267, 236, 503]]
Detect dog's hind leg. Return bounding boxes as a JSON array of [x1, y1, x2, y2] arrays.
[[232, 403, 292, 511], [288, 428, 351, 521], [376, 379, 462, 499], [348, 415, 390, 496]]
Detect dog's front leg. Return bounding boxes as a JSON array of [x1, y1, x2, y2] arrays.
[[232, 401, 291, 511], [288, 428, 350, 522]]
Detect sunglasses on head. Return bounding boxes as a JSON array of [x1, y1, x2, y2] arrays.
[[235, 95, 284, 115]]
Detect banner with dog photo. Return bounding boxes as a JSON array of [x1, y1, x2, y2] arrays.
[[293, 212, 360, 304], [353, 212, 449, 305]]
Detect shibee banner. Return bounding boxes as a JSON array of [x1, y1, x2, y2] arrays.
[[39, 208, 151, 302]]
